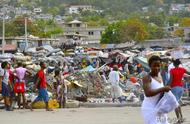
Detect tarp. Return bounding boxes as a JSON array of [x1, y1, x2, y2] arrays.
[[81, 65, 95, 72], [100, 44, 115, 49], [134, 57, 149, 71], [42, 45, 54, 52]]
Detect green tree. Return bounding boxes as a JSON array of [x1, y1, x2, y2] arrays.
[[101, 22, 122, 44], [148, 14, 165, 27], [167, 16, 179, 26], [99, 19, 109, 26], [48, 7, 60, 17], [179, 17, 190, 27], [3, 17, 38, 37], [101, 18, 149, 44], [148, 24, 165, 39], [173, 29, 184, 37], [120, 18, 149, 43], [0, 17, 63, 38], [35, 19, 63, 38], [87, 20, 99, 27]]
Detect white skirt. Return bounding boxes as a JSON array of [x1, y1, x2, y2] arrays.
[[141, 102, 169, 124], [111, 85, 122, 98]]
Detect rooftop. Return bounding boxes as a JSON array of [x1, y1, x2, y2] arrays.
[[68, 20, 82, 24]]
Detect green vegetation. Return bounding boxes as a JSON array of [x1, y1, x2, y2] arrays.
[[2, 0, 190, 43], [0, 16, 63, 38], [8, 0, 190, 19], [101, 18, 150, 44]]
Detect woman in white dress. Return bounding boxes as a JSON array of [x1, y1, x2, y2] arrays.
[[141, 56, 171, 124]]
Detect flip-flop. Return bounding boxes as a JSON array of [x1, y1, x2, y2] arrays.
[[28, 104, 33, 111], [174, 120, 181, 124], [180, 118, 186, 123]]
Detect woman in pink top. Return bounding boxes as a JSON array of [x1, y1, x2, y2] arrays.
[[14, 62, 31, 109]]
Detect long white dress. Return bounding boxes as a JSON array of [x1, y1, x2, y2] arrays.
[[141, 78, 169, 124], [108, 70, 122, 99]]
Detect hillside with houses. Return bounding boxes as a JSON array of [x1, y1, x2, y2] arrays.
[[0, 0, 190, 50]]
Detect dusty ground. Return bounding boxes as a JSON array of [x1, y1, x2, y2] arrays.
[[0, 106, 189, 124]]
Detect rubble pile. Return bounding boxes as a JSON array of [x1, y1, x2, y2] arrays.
[[1, 44, 190, 108]]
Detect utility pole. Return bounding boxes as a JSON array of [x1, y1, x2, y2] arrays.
[[2, 13, 5, 54], [25, 17, 28, 50]]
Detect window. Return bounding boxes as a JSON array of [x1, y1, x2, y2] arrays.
[[88, 31, 94, 35], [76, 24, 80, 27]]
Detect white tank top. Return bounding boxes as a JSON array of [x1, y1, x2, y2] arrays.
[[142, 77, 164, 109]]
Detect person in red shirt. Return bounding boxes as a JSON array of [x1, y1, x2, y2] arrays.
[[169, 59, 190, 123], [30, 62, 52, 111]]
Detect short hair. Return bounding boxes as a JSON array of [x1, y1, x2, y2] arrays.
[[173, 59, 181, 66], [113, 65, 118, 71], [1, 61, 8, 69], [17, 62, 22, 67], [148, 55, 161, 67], [40, 61, 45, 67], [54, 69, 60, 76]]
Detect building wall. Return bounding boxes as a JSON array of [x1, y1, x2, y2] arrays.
[[69, 7, 78, 14], [142, 38, 182, 47], [63, 24, 105, 43], [68, 5, 93, 14], [184, 28, 190, 38]]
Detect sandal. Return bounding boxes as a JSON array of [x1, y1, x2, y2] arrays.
[[29, 104, 33, 111], [180, 118, 186, 123], [174, 120, 181, 124]]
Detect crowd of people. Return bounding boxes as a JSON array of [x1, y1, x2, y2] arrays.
[[0, 57, 98, 111], [0, 61, 68, 111], [0, 54, 190, 124]]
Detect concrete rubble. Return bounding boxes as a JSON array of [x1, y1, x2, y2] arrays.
[[0, 44, 190, 108]]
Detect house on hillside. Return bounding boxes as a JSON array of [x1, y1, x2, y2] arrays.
[[68, 5, 93, 14], [15, 7, 32, 16], [34, 14, 53, 20], [33, 8, 42, 13], [59, 20, 106, 44], [169, 4, 190, 15]]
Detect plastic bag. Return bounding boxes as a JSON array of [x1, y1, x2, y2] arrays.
[[32, 99, 59, 109], [155, 91, 179, 114]]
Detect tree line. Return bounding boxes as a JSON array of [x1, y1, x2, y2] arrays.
[[101, 17, 190, 44], [0, 16, 63, 38]]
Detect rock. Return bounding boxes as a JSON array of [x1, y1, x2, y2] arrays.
[[65, 100, 80, 108]]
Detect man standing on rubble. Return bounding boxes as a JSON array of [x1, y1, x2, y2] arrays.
[[108, 65, 122, 103], [30, 62, 53, 111]]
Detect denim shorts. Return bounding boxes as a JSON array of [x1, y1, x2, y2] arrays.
[[34, 88, 49, 103], [2, 83, 10, 97], [171, 86, 184, 102]]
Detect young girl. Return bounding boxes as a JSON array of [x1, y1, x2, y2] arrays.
[[14, 62, 31, 109], [54, 70, 67, 108], [141, 56, 171, 124]]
